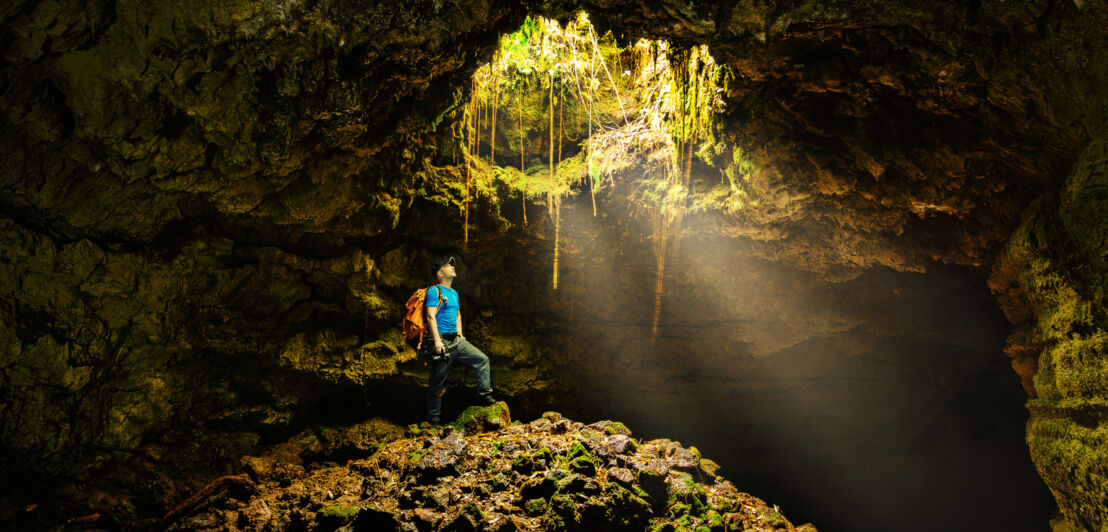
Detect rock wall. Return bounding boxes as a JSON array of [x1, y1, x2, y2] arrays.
[[989, 134, 1108, 531]]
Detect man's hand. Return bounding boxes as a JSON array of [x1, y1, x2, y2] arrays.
[[435, 339, 446, 354]]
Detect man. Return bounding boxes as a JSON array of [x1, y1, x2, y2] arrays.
[[423, 256, 496, 425]]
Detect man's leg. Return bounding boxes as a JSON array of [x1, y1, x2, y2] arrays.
[[451, 338, 495, 404], [426, 358, 452, 424]]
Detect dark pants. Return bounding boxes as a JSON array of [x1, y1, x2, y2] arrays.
[[425, 336, 493, 423]]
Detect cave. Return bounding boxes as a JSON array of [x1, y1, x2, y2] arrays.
[[2, 1, 1107, 531]]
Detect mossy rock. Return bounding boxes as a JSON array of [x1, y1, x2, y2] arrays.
[[566, 441, 599, 476], [314, 505, 359, 530], [451, 401, 511, 434], [601, 420, 632, 436], [541, 493, 581, 531], [524, 497, 548, 515], [667, 472, 709, 519], [593, 482, 653, 531]]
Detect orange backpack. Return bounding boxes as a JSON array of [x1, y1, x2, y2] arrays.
[[403, 285, 447, 350]]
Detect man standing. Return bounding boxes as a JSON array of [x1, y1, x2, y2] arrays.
[[424, 256, 496, 424]]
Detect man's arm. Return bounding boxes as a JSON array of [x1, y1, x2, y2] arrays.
[[457, 310, 463, 339], [426, 293, 445, 353]]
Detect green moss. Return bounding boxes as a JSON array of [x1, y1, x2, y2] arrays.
[[451, 401, 511, 433], [524, 497, 547, 515], [601, 420, 632, 436], [567, 441, 589, 461], [1028, 414, 1108, 528], [541, 493, 580, 531], [991, 139, 1108, 531], [463, 501, 485, 521], [668, 472, 709, 519], [569, 455, 597, 476], [565, 442, 599, 476], [704, 509, 724, 531], [315, 505, 359, 529], [408, 448, 427, 462], [513, 446, 557, 473]]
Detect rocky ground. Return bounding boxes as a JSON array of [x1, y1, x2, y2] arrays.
[[166, 405, 813, 531]]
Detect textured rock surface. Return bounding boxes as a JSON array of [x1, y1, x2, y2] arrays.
[[989, 134, 1108, 532], [2, 0, 1108, 530], [173, 408, 814, 532]]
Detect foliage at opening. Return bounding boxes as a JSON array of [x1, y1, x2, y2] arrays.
[[420, 12, 744, 339]]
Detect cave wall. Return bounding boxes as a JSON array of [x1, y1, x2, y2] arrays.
[[2, 0, 1108, 529], [989, 134, 1108, 531]]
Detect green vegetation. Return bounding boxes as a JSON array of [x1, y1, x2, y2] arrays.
[[992, 135, 1108, 531], [415, 12, 737, 324], [315, 505, 359, 529]]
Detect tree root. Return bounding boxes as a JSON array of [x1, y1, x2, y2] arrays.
[[125, 473, 258, 530]]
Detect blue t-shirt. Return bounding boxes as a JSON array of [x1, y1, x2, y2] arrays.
[[425, 285, 459, 334]]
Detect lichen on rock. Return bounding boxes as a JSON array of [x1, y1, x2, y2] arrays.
[[175, 410, 814, 531], [989, 134, 1108, 531]]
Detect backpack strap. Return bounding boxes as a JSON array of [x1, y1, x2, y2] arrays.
[[429, 285, 448, 309]]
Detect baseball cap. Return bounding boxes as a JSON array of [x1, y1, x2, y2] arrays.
[[430, 256, 455, 278]]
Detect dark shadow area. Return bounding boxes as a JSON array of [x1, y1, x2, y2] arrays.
[[489, 201, 1059, 531]]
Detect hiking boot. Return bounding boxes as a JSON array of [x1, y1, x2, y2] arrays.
[[479, 394, 497, 406]]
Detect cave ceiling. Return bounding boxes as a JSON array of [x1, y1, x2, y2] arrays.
[[3, 0, 1104, 275]]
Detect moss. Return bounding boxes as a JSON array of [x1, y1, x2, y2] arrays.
[[315, 505, 359, 529], [524, 497, 547, 515], [704, 509, 724, 531], [667, 472, 709, 519], [1028, 414, 1108, 529], [991, 138, 1108, 531], [542, 493, 580, 531], [569, 455, 597, 476], [565, 442, 599, 475], [535, 446, 555, 464], [408, 448, 427, 462], [463, 501, 485, 521], [512, 453, 534, 472], [567, 441, 589, 461], [451, 402, 511, 433], [600, 420, 632, 436]]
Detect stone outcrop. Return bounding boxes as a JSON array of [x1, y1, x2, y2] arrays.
[[173, 407, 815, 532], [988, 134, 1108, 531]]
